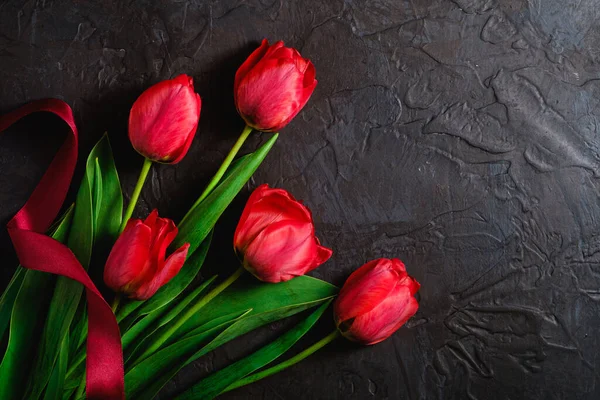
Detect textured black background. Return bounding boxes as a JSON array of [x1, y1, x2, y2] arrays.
[[2, 0, 600, 399]]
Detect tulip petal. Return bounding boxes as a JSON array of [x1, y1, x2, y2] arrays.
[[242, 220, 317, 282], [234, 184, 269, 246], [234, 185, 312, 251], [275, 236, 332, 281], [346, 285, 419, 345], [292, 50, 309, 74], [169, 92, 202, 164], [270, 45, 297, 62], [132, 242, 190, 300], [143, 209, 160, 229], [303, 61, 316, 87], [314, 243, 333, 268], [262, 40, 285, 59], [275, 237, 327, 281], [334, 260, 402, 323], [236, 58, 307, 132], [129, 74, 200, 163], [234, 39, 316, 132], [344, 258, 406, 289], [234, 39, 270, 95], [143, 217, 178, 282], [103, 220, 152, 294]]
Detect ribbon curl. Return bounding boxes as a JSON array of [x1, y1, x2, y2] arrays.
[[0, 99, 124, 399]]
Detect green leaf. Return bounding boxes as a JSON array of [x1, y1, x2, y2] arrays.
[[123, 276, 217, 363], [90, 133, 123, 249], [117, 232, 213, 323], [42, 332, 68, 400], [175, 274, 338, 344], [58, 275, 218, 380], [68, 301, 87, 364], [69, 134, 124, 359], [25, 134, 122, 399], [92, 158, 103, 231], [176, 301, 331, 400], [125, 275, 337, 399], [175, 134, 278, 255], [0, 268, 25, 345], [0, 206, 74, 400], [125, 310, 252, 399]]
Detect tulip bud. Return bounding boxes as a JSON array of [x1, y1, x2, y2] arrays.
[[234, 39, 317, 132], [234, 184, 332, 283], [334, 258, 420, 345], [104, 210, 190, 300], [129, 74, 201, 164]]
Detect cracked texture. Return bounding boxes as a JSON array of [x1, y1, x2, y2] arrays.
[[2, 0, 600, 399]]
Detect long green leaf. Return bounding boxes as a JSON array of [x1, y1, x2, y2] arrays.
[[128, 273, 337, 370], [126, 274, 337, 399], [60, 275, 218, 381], [123, 276, 217, 362], [42, 333, 68, 400], [177, 302, 331, 400], [117, 232, 213, 323], [131, 300, 326, 399], [176, 275, 337, 343], [125, 310, 252, 398], [90, 133, 123, 250], [25, 134, 122, 399], [71, 135, 123, 347], [0, 267, 26, 345], [67, 301, 87, 364], [0, 206, 74, 400], [175, 134, 278, 255]]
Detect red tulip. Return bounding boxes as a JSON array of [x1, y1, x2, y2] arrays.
[[234, 184, 332, 283], [104, 210, 190, 300], [234, 39, 317, 132], [129, 74, 201, 164], [334, 258, 420, 345]]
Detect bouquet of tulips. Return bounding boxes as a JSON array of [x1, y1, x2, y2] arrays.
[[0, 39, 420, 400]]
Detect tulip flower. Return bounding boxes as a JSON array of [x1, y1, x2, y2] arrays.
[[120, 74, 201, 233], [334, 258, 420, 345], [104, 209, 190, 301], [234, 39, 317, 132], [220, 259, 421, 393], [234, 184, 332, 283], [137, 185, 331, 361], [181, 39, 315, 220], [129, 74, 201, 164]]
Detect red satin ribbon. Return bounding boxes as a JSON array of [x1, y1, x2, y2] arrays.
[[0, 99, 124, 399]]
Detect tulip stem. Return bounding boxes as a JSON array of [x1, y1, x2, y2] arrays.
[[180, 125, 253, 226], [222, 329, 341, 394], [119, 157, 153, 233], [131, 267, 245, 366]]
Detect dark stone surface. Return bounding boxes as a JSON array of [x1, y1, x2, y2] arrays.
[[2, 0, 600, 398]]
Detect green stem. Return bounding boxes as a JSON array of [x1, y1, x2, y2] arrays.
[[132, 267, 245, 365], [179, 125, 253, 227], [222, 329, 341, 394], [111, 294, 121, 314], [119, 157, 153, 233]]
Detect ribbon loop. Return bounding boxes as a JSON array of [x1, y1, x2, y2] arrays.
[[1, 100, 124, 399]]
